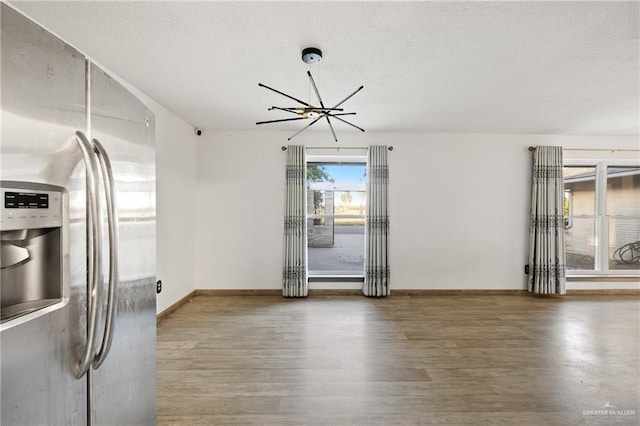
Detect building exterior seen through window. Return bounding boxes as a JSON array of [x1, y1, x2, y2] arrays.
[[564, 164, 640, 273]]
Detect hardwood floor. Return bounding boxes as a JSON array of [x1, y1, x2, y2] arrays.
[[156, 293, 640, 425]]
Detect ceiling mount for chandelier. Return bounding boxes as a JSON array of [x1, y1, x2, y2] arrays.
[[256, 47, 364, 142]]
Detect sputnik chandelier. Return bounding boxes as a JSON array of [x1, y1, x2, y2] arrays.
[[256, 47, 364, 142]]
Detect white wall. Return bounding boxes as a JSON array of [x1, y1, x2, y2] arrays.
[[195, 132, 286, 289], [152, 101, 199, 312], [195, 130, 639, 291]]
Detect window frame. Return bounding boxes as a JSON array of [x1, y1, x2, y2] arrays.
[[563, 158, 640, 277], [306, 158, 367, 278]]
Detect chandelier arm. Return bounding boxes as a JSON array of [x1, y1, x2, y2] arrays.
[[307, 71, 326, 109], [269, 106, 301, 115], [256, 117, 310, 125], [331, 85, 364, 109], [331, 115, 366, 132], [328, 112, 357, 117], [308, 107, 344, 112], [258, 83, 312, 107], [287, 115, 325, 141], [325, 116, 338, 142], [276, 107, 344, 112]]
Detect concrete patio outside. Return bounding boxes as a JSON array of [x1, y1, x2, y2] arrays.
[[308, 225, 364, 275]]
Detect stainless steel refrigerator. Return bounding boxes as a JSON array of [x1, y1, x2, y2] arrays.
[[0, 4, 157, 425]]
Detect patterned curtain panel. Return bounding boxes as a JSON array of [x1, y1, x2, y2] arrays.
[[528, 146, 567, 295], [364, 145, 390, 297], [283, 145, 308, 297]]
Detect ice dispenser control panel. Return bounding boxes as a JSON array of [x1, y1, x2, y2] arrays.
[[1, 182, 68, 330], [1, 186, 62, 231], [5, 191, 49, 208]]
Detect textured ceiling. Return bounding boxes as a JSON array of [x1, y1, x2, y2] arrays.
[[10, 1, 640, 136]]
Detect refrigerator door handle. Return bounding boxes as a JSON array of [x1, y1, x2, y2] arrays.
[[73, 131, 103, 379], [92, 138, 119, 369]]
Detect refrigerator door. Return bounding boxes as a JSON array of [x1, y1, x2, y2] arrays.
[[0, 4, 87, 425], [89, 63, 157, 425]]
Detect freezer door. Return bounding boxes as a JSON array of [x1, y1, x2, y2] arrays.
[[0, 4, 87, 425], [89, 63, 157, 425]]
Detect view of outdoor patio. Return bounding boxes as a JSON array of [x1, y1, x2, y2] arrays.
[[307, 163, 366, 275]]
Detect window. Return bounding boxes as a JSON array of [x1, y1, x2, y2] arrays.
[[607, 167, 640, 270], [563, 162, 640, 275], [307, 162, 366, 276], [563, 166, 597, 270]]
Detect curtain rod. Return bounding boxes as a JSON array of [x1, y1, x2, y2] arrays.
[[528, 146, 639, 152], [281, 146, 393, 151]]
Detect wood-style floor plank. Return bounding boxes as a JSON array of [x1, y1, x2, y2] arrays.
[[157, 294, 640, 425]]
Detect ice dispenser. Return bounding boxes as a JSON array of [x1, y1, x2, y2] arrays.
[[0, 182, 68, 328]]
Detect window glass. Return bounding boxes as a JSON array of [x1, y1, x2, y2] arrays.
[[607, 167, 640, 270], [563, 167, 596, 215], [307, 163, 366, 276], [335, 191, 366, 215], [564, 166, 596, 271], [309, 189, 327, 215]]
